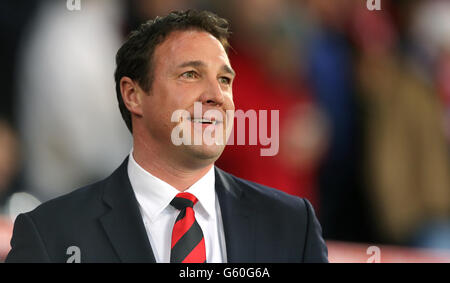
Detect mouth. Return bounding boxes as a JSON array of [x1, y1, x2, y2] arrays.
[[187, 117, 223, 125]]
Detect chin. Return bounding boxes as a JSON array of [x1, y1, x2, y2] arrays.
[[186, 143, 225, 162]]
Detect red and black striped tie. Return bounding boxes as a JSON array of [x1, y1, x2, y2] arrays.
[[170, 192, 206, 263]]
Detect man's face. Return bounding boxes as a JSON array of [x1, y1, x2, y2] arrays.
[[139, 30, 235, 167]]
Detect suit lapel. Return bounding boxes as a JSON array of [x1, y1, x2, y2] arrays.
[[99, 158, 156, 263], [215, 167, 255, 263], [98, 160, 255, 263]]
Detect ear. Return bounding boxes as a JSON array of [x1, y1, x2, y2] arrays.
[[120, 77, 144, 117]]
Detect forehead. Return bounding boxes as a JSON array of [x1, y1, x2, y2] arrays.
[[153, 30, 230, 69]]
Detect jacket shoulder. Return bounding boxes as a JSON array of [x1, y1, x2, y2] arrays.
[[215, 167, 328, 262], [216, 167, 308, 214], [26, 178, 107, 225]]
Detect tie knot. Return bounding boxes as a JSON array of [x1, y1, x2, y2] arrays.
[[170, 192, 198, 210]]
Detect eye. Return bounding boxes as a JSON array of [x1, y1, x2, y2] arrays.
[[219, 76, 231, 85], [180, 70, 199, 79]]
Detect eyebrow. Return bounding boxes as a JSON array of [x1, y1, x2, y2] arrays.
[[222, 65, 236, 77], [177, 60, 235, 77]]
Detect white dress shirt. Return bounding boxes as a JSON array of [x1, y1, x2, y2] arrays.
[[127, 152, 227, 263]]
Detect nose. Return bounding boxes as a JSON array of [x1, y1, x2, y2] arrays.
[[201, 77, 225, 107]]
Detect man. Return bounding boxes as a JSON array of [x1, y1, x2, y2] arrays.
[[6, 10, 328, 263]]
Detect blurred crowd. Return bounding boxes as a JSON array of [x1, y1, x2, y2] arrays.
[[1, 0, 450, 259]]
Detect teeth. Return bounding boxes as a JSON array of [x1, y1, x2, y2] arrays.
[[190, 118, 216, 124]]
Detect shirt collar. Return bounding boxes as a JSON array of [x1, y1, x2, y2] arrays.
[[127, 150, 216, 223], [184, 164, 216, 219]]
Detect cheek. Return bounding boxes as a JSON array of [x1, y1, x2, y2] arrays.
[[224, 92, 235, 110], [143, 86, 189, 130], [142, 99, 175, 140], [165, 77, 196, 99], [140, 98, 160, 129]]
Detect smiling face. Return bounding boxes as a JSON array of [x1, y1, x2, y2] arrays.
[[130, 30, 235, 168]]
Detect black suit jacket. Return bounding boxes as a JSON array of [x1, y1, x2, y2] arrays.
[[6, 158, 328, 263]]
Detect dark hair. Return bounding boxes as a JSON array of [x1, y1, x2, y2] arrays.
[[114, 10, 231, 133]]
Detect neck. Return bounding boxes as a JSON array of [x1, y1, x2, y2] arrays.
[[132, 135, 213, 192]]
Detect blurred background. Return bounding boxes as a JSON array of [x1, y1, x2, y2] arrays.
[[0, 0, 450, 262]]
